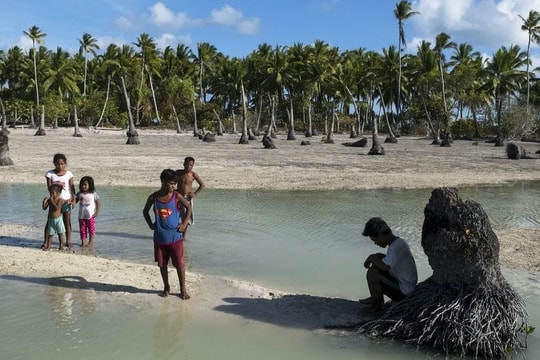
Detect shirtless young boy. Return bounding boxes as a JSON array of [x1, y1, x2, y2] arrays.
[[143, 169, 192, 299], [176, 157, 205, 232], [42, 184, 67, 251]]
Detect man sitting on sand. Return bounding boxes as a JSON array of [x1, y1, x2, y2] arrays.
[[359, 217, 418, 314]]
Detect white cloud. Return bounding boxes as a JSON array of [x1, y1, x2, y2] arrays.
[[148, 2, 191, 30], [155, 32, 193, 50], [115, 16, 135, 31], [209, 4, 260, 35], [236, 18, 260, 35], [97, 35, 127, 49], [16, 36, 33, 52], [411, 0, 539, 55], [210, 5, 243, 25]]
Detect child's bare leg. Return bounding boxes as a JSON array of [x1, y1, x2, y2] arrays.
[[177, 267, 190, 300], [63, 211, 72, 248], [43, 235, 52, 251], [58, 234, 66, 250], [159, 266, 170, 297], [42, 223, 48, 248], [87, 234, 94, 248]]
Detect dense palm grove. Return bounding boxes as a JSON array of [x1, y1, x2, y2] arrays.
[[1, 2, 539, 145]]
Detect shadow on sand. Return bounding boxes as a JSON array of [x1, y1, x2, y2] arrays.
[[0, 274, 157, 295], [214, 294, 371, 330]]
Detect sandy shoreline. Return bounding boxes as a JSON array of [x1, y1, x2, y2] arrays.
[[2, 127, 540, 190], [1, 127, 540, 312]]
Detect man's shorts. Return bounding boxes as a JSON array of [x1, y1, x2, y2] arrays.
[[154, 240, 185, 268], [379, 270, 406, 301]]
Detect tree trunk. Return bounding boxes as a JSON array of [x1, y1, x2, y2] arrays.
[[212, 109, 224, 136], [73, 105, 82, 137], [286, 98, 296, 140], [421, 96, 440, 145], [34, 105, 46, 136], [368, 104, 384, 155], [0, 97, 9, 135], [0, 133, 14, 165], [358, 187, 527, 358], [95, 75, 111, 128], [30, 106, 36, 129], [121, 76, 140, 145], [192, 100, 199, 136], [172, 105, 182, 134], [238, 81, 249, 144], [305, 102, 313, 137]]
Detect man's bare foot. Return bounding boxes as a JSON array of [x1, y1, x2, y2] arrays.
[[42, 246, 50, 251], [59, 246, 64, 251], [179, 292, 191, 300]]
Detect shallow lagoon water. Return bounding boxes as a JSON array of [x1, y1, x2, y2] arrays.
[[1, 182, 540, 359]]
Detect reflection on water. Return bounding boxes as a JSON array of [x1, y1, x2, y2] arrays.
[[1, 181, 540, 359]]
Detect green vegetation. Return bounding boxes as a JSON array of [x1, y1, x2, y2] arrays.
[[0, 5, 539, 144]]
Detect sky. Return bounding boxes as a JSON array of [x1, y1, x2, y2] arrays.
[[1, 0, 539, 66]]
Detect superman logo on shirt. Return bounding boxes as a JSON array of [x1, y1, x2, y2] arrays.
[[157, 208, 173, 219]]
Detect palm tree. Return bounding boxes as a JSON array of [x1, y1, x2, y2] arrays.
[[483, 45, 527, 146], [519, 10, 540, 110], [448, 43, 487, 136], [411, 40, 443, 144], [43, 47, 81, 121], [394, 1, 419, 117], [133, 33, 161, 124], [78, 33, 99, 97], [261, 45, 292, 137], [24, 25, 47, 108], [434, 33, 455, 115], [194, 42, 218, 103], [434, 32, 456, 143]]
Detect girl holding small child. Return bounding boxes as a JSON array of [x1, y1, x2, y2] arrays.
[[76, 176, 100, 248], [44, 153, 76, 249]]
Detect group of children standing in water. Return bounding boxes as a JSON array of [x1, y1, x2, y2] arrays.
[[41, 153, 205, 301], [42, 153, 100, 251]]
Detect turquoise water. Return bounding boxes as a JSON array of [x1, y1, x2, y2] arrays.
[[1, 182, 540, 359]]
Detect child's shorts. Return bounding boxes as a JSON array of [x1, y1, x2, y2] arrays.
[[154, 240, 185, 268]]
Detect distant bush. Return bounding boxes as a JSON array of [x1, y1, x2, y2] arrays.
[[451, 118, 477, 139]]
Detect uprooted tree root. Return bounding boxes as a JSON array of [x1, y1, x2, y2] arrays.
[[357, 278, 528, 359]]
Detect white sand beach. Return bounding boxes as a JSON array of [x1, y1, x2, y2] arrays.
[[1, 127, 540, 325]]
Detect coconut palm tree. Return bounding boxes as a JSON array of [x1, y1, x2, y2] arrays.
[[24, 26, 47, 108], [434, 32, 456, 144], [78, 33, 99, 97], [483, 45, 527, 146], [133, 33, 161, 125], [260, 45, 291, 137], [394, 1, 419, 117], [411, 41, 443, 144], [448, 43, 488, 135], [519, 10, 540, 110], [194, 42, 218, 103]]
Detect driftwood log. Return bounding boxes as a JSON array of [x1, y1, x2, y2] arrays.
[[357, 187, 528, 358], [342, 137, 368, 147]]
